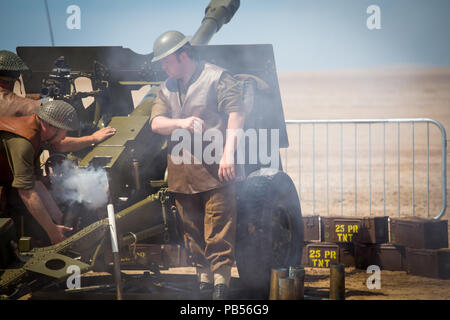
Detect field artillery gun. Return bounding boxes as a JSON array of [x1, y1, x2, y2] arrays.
[[0, 0, 303, 299]]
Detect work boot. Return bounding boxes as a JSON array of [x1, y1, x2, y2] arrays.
[[212, 284, 228, 300], [199, 282, 213, 292]]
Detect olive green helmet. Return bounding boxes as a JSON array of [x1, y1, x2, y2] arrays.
[[0, 50, 29, 72], [151, 30, 191, 62], [35, 100, 80, 131]]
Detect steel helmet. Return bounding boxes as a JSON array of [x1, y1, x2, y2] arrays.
[[35, 100, 80, 131], [151, 30, 191, 62], [0, 50, 29, 73]]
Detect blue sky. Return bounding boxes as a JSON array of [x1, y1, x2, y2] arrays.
[[1, 0, 449, 71]]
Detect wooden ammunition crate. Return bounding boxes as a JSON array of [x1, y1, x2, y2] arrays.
[[303, 242, 355, 268], [302, 216, 321, 241], [405, 248, 450, 279], [390, 217, 448, 249], [121, 244, 189, 269], [160, 244, 189, 267], [321, 216, 389, 244], [0, 218, 16, 268], [354, 243, 406, 271]]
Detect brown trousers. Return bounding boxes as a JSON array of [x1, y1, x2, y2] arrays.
[[174, 184, 236, 273]]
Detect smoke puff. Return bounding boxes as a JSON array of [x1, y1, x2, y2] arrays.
[[50, 160, 109, 210]]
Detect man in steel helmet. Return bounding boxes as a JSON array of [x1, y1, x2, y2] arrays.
[[0, 49, 40, 117], [0, 100, 81, 245], [149, 30, 245, 300], [0, 50, 116, 151]]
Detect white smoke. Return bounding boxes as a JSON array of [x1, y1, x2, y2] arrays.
[[50, 160, 109, 210]]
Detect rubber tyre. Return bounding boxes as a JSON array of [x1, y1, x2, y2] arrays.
[[235, 168, 303, 298]]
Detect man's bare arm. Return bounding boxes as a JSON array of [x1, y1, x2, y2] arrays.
[[219, 111, 245, 182], [51, 127, 116, 152], [151, 115, 204, 135], [33, 180, 63, 224], [18, 185, 72, 244]]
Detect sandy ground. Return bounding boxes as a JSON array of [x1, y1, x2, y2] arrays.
[[156, 265, 450, 300], [303, 266, 449, 300]]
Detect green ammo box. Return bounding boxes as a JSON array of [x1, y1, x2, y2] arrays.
[[321, 216, 389, 244], [0, 218, 17, 268], [303, 242, 355, 268], [405, 248, 450, 279]]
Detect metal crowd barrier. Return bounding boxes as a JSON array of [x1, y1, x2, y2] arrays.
[[283, 119, 447, 220]]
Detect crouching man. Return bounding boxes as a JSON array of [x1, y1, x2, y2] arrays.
[[0, 100, 80, 245]]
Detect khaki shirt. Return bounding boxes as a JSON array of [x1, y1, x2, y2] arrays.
[[149, 62, 244, 194], [0, 132, 37, 189], [150, 62, 243, 122]]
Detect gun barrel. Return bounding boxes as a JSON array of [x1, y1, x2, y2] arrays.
[[190, 0, 240, 45]]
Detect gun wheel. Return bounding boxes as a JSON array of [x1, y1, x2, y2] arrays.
[[235, 169, 303, 298]]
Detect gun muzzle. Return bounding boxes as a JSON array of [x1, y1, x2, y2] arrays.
[[190, 0, 240, 45]]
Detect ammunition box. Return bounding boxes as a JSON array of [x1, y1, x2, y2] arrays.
[[405, 248, 450, 279], [160, 244, 189, 267], [121, 244, 188, 269], [0, 218, 17, 268], [354, 243, 406, 271], [302, 216, 321, 241], [300, 243, 309, 266], [390, 217, 448, 249], [338, 243, 355, 267], [321, 216, 389, 244], [120, 244, 163, 268], [304, 242, 355, 268]]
